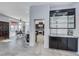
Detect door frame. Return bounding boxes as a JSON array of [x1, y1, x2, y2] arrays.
[[34, 19, 44, 45]]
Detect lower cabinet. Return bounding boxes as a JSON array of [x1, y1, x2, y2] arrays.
[[49, 37, 58, 49], [49, 36, 78, 52], [57, 38, 68, 50], [67, 38, 78, 51]]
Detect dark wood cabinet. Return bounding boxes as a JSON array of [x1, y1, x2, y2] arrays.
[[49, 37, 58, 49], [67, 38, 78, 51], [49, 36, 78, 52], [57, 38, 68, 50], [0, 21, 9, 40]]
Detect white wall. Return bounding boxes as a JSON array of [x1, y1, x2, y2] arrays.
[[30, 5, 50, 48], [0, 13, 10, 22], [73, 3, 79, 36], [25, 22, 29, 34]]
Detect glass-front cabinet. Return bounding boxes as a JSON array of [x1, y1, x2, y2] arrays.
[[49, 8, 75, 35]]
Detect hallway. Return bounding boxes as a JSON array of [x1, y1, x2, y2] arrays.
[[0, 34, 78, 56]]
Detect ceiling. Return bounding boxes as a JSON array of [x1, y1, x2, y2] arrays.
[[0, 2, 75, 22]]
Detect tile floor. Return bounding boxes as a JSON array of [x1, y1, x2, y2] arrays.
[[0, 34, 78, 56]]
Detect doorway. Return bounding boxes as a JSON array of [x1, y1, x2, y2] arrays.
[[34, 19, 44, 47]]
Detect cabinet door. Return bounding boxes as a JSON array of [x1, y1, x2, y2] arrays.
[[0, 23, 1, 36], [56, 37, 62, 49], [68, 38, 78, 51], [57, 37, 68, 50], [61, 38, 68, 50], [5, 22, 9, 38], [0, 22, 2, 37], [49, 37, 58, 49]]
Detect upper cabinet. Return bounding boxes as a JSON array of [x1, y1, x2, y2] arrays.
[[49, 8, 75, 29]]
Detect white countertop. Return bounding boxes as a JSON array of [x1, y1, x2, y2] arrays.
[[50, 34, 79, 38]]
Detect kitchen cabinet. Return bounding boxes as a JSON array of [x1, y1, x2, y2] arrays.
[[68, 38, 78, 51], [49, 36, 78, 52], [49, 36, 58, 49], [57, 37, 68, 50]]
